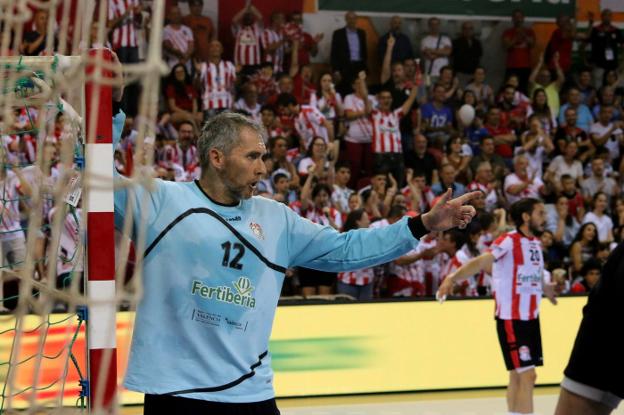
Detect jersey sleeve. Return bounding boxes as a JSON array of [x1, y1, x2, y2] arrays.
[[113, 111, 165, 240], [282, 204, 419, 271], [489, 234, 512, 261]]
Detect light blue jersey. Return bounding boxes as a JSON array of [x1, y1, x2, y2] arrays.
[[113, 112, 421, 402]]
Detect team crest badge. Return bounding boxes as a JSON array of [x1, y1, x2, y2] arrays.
[[519, 345, 532, 362], [249, 222, 264, 240]]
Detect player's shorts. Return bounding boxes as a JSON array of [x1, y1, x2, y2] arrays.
[[496, 318, 543, 371], [297, 267, 336, 288], [563, 310, 624, 405], [144, 394, 280, 415]]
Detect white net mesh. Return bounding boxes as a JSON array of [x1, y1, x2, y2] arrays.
[[0, 0, 166, 413]]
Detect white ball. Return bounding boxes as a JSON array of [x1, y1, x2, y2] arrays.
[[458, 104, 475, 126]]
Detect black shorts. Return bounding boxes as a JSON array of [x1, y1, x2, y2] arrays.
[[563, 243, 624, 400], [297, 267, 336, 288], [496, 318, 543, 371], [144, 394, 280, 415]]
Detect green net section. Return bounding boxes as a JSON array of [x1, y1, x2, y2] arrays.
[[0, 56, 87, 412]]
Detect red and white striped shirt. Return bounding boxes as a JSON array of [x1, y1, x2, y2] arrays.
[[0, 171, 23, 241], [441, 245, 480, 297], [467, 181, 498, 212], [233, 23, 262, 66], [171, 144, 199, 174], [371, 108, 404, 154], [108, 0, 139, 49], [390, 235, 445, 296], [198, 60, 236, 110], [338, 268, 375, 286], [294, 105, 328, 149], [489, 231, 544, 321], [261, 28, 284, 73], [234, 99, 262, 123], [290, 202, 342, 229], [163, 24, 194, 68], [48, 207, 83, 275], [401, 185, 435, 213]]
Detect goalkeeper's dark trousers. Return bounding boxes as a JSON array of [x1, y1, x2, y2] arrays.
[[144, 393, 280, 415]]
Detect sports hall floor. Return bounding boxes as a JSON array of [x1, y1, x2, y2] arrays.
[[120, 387, 624, 414]]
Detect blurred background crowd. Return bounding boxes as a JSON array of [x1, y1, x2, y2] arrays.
[[1, 0, 623, 304]]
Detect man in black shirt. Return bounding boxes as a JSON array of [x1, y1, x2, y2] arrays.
[[409, 133, 439, 185], [378, 16, 414, 64], [589, 9, 623, 87], [452, 21, 482, 87]]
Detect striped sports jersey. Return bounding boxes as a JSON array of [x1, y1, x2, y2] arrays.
[[370, 108, 404, 154], [294, 105, 328, 149], [163, 24, 194, 68], [489, 231, 544, 321], [233, 23, 262, 66], [108, 0, 139, 49], [0, 171, 23, 241], [48, 207, 83, 276], [198, 60, 236, 110], [261, 28, 284, 73], [171, 144, 199, 174], [442, 245, 480, 297], [234, 99, 262, 124], [113, 111, 422, 403], [467, 181, 498, 212], [401, 185, 435, 214], [343, 94, 376, 144], [338, 268, 374, 286]]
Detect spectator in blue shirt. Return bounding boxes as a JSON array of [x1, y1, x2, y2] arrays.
[[558, 87, 594, 133], [431, 163, 466, 197], [421, 83, 455, 148]]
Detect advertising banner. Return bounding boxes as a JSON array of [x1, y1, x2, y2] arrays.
[[1, 296, 585, 407]]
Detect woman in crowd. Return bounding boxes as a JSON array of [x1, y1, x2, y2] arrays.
[[441, 135, 471, 184], [582, 192, 614, 244], [546, 195, 581, 248], [518, 114, 554, 178], [465, 66, 494, 112], [336, 209, 375, 300], [164, 63, 201, 128], [309, 72, 344, 137], [526, 88, 557, 137], [569, 222, 600, 275], [297, 136, 336, 183]]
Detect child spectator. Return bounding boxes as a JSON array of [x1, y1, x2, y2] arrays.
[[570, 259, 602, 293]]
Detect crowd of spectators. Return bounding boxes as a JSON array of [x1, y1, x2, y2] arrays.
[[2, 1, 624, 305]]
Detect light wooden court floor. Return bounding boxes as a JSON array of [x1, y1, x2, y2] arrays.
[[119, 387, 624, 415]]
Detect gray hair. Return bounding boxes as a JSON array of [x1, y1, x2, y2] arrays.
[[198, 112, 266, 170]]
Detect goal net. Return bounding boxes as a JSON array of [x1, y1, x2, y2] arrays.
[[0, 0, 166, 413]]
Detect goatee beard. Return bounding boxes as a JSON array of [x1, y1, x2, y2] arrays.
[[530, 224, 544, 237]]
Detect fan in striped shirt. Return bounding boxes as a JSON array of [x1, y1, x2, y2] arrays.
[[162, 6, 195, 71], [370, 78, 418, 187], [194, 40, 237, 117], [261, 13, 286, 74], [232, 2, 264, 73]]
